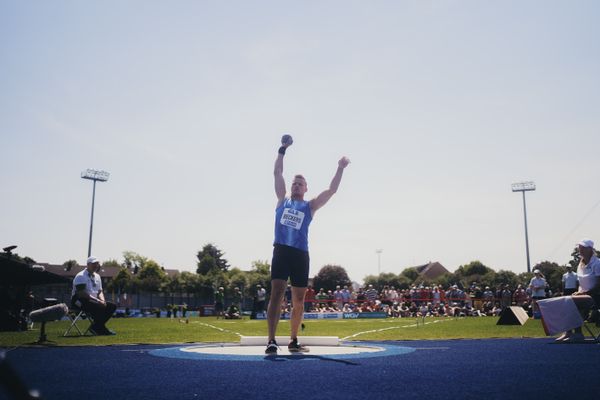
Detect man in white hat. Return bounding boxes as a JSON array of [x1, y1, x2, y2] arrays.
[[556, 239, 600, 342], [71, 256, 116, 335], [529, 269, 547, 315], [574, 239, 600, 298], [529, 270, 547, 298], [562, 265, 578, 296], [256, 284, 266, 313]]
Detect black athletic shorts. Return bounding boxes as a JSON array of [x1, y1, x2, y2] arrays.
[[271, 244, 310, 287]]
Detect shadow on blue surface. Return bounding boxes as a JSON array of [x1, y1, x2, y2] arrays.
[[263, 354, 360, 365]]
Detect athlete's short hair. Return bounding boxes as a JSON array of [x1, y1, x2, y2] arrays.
[[294, 174, 307, 184]]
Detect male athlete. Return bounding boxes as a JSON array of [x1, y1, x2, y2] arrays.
[[266, 135, 350, 354]]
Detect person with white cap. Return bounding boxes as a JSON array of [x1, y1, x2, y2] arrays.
[[562, 265, 578, 296], [574, 239, 600, 298], [256, 284, 266, 313], [71, 256, 116, 335], [529, 269, 547, 316], [555, 239, 600, 342]]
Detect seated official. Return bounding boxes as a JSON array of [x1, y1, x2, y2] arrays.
[[555, 239, 600, 343], [71, 256, 116, 335], [224, 304, 240, 319]]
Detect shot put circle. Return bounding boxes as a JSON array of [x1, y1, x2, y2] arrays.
[[148, 342, 415, 362]]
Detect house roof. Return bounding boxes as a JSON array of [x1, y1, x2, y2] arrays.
[[164, 269, 180, 278], [415, 261, 450, 280]]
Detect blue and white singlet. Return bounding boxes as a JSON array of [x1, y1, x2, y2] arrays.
[[274, 198, 313, 252]]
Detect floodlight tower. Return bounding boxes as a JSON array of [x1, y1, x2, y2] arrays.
[[81, 169, 110, 257], [511, 181, 536, 273], [376, 249, 383, 275]]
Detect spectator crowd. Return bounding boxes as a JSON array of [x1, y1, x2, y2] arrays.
[[274, 269, 571, 319]]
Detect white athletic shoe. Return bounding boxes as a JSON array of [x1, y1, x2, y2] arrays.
[[555, 332, 570, 342]]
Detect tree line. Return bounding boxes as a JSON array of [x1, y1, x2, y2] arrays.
[[362, 247, 598, 293], [13, 242, 597, 299]]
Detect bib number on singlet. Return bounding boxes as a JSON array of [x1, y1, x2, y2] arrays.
[[280, 208, 305, 230]]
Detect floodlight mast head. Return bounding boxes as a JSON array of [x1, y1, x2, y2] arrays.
[[511, 181, 536, 192], [81, 169, 110, 182], [81, 168, 110, 257], [511, 180, 535, 273]]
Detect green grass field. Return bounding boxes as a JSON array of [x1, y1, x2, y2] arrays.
[[0, 315, 571, 347]]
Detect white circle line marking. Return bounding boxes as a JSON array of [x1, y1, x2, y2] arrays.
[[341, 318, 454, 340]]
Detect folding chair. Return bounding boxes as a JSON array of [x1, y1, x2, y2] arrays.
[[63, 306, 95, 337], [583, 297, 600, 343], [583, 324, 600, 343]]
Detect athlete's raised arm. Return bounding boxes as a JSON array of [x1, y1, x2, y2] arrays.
[[274, 135, 293, 203], [310, 156, 350, 213]]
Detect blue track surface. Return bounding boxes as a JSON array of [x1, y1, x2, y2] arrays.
[[2, 339, 599, 400]]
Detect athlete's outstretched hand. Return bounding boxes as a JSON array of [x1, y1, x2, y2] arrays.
[[338, 157, 350, 169]]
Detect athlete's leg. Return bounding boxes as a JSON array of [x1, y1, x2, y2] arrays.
[[267, 279, 287, 341], [290, 286, 307, 340]]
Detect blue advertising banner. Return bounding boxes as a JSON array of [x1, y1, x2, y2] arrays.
[[303, 313, 320, 319], [344, 312, 387, 319], [254, 312, 387, 320]]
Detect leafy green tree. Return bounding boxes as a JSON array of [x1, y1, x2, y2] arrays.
[[400, 267, 419, 282], [454, 260, 493, 287], [136, 260, 168, 292], [363, 273, 411, 290], [204, 266, 227, 289], [180, 272, 214, 300], [123, 251, 149, 272], [245, 260, 271, 293], [312, 265, 351, 292], [432, 273, 456, 289], [179, 271, 199, 292], [362, 274, 377, 289], [569, 247, 580, 269], [107, 268, 133, 293], [517, 272, 533, 287], [413, 277, 437, 288], [62, 259, 79, 271], [386, 273, 412, 290], [227, 267, 249, 294], [249, 260, 270, 276], [102, 259, 121, 269], [196, 243, 230, 274], [486, 269, 518, 289], [457, 260, 492, 276], [197, 254, 218, 275], [165, 273, 184, 296]]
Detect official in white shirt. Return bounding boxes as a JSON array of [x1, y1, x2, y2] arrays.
[[562, 265, 578, 295], [555, 239, 600, 342], [71, 256, 116, 335]]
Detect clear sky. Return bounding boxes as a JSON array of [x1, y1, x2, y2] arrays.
[[2, 1, 599, 283]]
